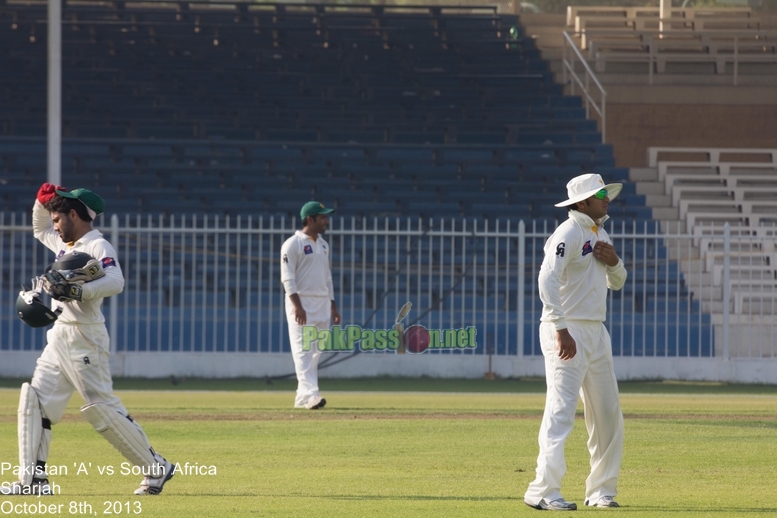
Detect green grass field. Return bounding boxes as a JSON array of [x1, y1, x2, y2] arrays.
[[0, 378, 776, 517]]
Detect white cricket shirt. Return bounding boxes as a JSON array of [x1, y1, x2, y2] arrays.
[[32, 200, 124, 325], [538, 210, 627, 330], [280, 230, 335, 300]]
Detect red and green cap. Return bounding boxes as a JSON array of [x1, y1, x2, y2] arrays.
[[55, 188, 105, 219], [300, 201, 334, 220]]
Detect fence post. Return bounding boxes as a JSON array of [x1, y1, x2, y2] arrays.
[[517, 219, 525, 359], [722, 222, 730, 362], [109, 214, 120, 371]]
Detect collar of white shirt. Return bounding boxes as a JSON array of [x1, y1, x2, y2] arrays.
[[568, 210, 609, 229]]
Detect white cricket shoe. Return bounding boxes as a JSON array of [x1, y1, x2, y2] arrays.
[[305, 396, 327, 410], [0, 478, 51, 495], [586, 495, 619, 507], [525, 497, 578, 511], [134, 459, 174, 496]]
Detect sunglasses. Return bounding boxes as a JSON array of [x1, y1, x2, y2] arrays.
[[593, 189, 608, 200]]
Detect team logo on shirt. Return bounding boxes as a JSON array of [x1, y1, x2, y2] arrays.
[[582, 240, 593, 256], [555, 243, 565, 257], [303, 245, 313, 255], [101, 257, 117, 268]]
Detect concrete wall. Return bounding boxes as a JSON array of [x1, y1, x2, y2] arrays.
[[599, 98, 777, 168], [1, 351, 776, 384]]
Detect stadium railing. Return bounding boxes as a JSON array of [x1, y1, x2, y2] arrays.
[[566, 6, 754, 28], [6, 212, 775, 380], [0, 214, 723, 360]]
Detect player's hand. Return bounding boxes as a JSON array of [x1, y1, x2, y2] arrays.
[[331, 303, 341, 325], [42, 272, 83, 301], [293, 305, 307, 325], [47, 282, 83, 302], [555, 329, 576, 360], [37, 183, 65, 205], [593, 241, 619, 267]]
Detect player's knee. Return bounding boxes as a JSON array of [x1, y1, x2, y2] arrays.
[[25, 381, 67, 425], [37, 402, 66, 426]]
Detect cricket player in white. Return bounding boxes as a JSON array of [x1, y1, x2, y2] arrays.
[[281, 201, 341, 410], [1, 184, 173, 496], [524, 174, 627, 511]]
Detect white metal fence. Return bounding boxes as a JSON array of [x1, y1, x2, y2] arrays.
[[3, 213, 777, 380]]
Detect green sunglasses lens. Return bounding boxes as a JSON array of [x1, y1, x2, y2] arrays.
[[593, 189, 608, 200]]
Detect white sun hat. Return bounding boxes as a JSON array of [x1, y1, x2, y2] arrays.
[[555, 173, 623, 208]]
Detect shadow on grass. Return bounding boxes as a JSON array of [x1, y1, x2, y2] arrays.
[[292, 494, 523, 502], [1, 376, 776, 394], [618, 506, 777, 513]]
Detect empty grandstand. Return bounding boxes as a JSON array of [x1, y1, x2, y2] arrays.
[[3, 0, 767, 382]]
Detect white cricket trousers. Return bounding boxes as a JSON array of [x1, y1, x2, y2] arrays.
[[285, 295, 330, 408], [525, 321, 624, 505], [30, 323, 144, 462]]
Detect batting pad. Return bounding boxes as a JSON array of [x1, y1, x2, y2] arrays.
[[81, 403, 156, 469], [17, 383, 42, 485]]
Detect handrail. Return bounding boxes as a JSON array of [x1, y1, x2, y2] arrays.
[[561, 30, 607, 143]]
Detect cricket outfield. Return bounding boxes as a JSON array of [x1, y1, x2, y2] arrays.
[[0, 378, 775, 517]]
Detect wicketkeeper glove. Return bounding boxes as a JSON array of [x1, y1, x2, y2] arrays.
[[62, 259, 105, 284], [37, 183, 66, 205], [46, 283, 83, 302], [41, 271, 83, 302]]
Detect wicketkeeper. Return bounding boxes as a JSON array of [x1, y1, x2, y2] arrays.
[[2, 184, 174, 496]]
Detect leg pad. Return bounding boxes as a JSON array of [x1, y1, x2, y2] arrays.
[[81, 402, 156, 469], [18, 383, 43, 485]]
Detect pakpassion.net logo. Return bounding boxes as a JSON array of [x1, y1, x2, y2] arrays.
[[301, 302, 477, 354]]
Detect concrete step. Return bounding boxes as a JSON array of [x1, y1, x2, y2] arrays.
[[630, 168, 658, 182], [637, 182, 664, 195], [602, 85, 777, 104], [595, 72, 777, 88], [519, 13, 566, 26], [645, 193, 672, 207], [531, 34, 565, 49], [653, 207, 680, 220], [547, 60, 564, 76], [524, 26, 565, 36], [683, 270, 713, 287], [695, 284, 722, 300], [540, 47, 563, 58], [659, 220, 686, 233], [667, 246, 700, 261], [702, 300, 732, 314]]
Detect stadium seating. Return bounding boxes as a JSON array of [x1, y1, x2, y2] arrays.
[[649, 147, 777, 316], [0, 1, 708, 357]]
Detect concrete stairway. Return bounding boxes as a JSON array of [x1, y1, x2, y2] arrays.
[[520, 12, 777, 88]]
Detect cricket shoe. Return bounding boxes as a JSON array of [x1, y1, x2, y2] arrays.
[[305, 396, 327, 410], [524, 498, 578, 511], [134, 458, 174, 495], [0, 478, 51, 495], [586, 496, 619, 508]]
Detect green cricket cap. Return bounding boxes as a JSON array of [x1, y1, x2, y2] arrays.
[[55, 188, 105, 218], [300, 201, 334, 220]]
